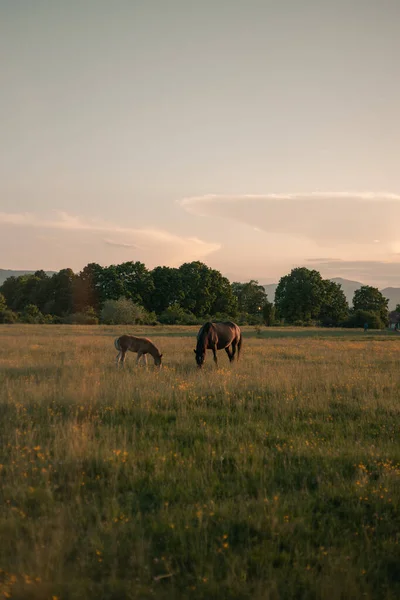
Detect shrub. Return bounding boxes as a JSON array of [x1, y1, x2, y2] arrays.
[[100, 298, 150, 325], [341, 309, 384, 329], [0, 293, 7, 312], [0, 309, 18, 323], [62, 306, 99, 325], [63, 312, 99, 325], [19, 304, 46, 324], [158, 303, 198, 325]]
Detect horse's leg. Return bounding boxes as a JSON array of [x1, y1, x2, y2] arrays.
[[142, 353, 148, 367], [212, 346, 218, 367], [230, 340, 237, 362], [116, 351, 121, 367], [120, 351, 126, 367], [225, 346, 234, 362], [136, 351, 143, 366]]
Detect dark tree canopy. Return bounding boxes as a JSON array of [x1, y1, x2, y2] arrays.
[[178, 262, 238, 317], [275, 268, 349, 325], [353, 286, 389, 326], [232, 280, 267, 315], [319, 280, 349, 326], [275, 268, 326, 323], [150, 266, 183, 314], [1, 260, 377, 327]]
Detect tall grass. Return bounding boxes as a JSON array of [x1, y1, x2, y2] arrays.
[[1, 325, 400, 599]]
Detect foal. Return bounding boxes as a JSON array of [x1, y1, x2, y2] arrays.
[[114, 335, 163, 368]]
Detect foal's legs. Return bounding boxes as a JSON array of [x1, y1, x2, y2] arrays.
[[119, 351, 127, 367], [136, 352, 148, 367], [116, 351, 121, 366]]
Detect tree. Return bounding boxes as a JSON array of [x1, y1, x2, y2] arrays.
[[0, 293, 6, 312], [208, 269, 238, 316], [232, 280, 268, 315], [96, 265, 125, 304], [395, 304, 400, 313], [353, 286, 389, 326], [46, 269, 76, 316], [262, 300, 276, 326], [0, 273, 51, 312], [0, 276, 19, 309], [178, 262, 237, 317], [150, 266, 184, 314], [116, 261, 154, 310], [0, 292, 17, 323], [275, 268, 326, 323], [319, 280, 349, 326], [74, 263, 104, 311]]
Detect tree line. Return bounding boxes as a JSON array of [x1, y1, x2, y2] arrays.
[[0, 262, 394, 328]]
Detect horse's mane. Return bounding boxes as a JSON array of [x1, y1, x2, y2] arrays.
[[196, 322, 213, 350]]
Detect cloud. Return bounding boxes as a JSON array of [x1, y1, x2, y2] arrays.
[[179, 192, 400, 246], [306, 257, 339, 263], [104, 239, 139, 249], [0, 210, 221, 266]]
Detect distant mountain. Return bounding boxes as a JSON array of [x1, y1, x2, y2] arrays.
[[0, 269, 55, 286], [330, 278, 364, 304], [381, 288, 400, 311], [263, 277, 400, 310], [264, 283, 278, 301]]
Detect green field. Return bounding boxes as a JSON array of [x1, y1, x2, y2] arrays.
[[1, 325, 400, 599]]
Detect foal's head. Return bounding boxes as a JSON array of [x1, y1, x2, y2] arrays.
[[154, 353, 163, 368]]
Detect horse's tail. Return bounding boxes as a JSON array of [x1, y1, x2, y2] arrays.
[[114, 337, 121, 352], [237, 331, 243, 361]]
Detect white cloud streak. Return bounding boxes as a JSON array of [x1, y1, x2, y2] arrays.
[[0, 210, 221, 265], [179, 192, 400, 246]]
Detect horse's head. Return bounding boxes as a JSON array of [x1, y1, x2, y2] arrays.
[[194, 348, 205, 368], [154, 353, 163, 368]]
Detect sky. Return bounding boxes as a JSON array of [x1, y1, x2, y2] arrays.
[[1, 0, 400, 286]]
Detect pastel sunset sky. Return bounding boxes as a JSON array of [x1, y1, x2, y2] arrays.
[[1, 1, 400, 285]]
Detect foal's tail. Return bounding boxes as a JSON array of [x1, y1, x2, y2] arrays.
[[237, 333, 243, 361], [114, 337, 121, 352]]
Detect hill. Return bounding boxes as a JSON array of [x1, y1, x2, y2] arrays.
[[381, 287, 400, 311]]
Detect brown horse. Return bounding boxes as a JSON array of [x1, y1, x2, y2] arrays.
[[114, 335, 163, 368], [194, 321, 242, 368]]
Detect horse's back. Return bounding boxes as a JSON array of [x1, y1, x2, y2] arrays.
[[211, 321, 241, 348], [213, 321, 240, 336], [118, 335, 153, 352]]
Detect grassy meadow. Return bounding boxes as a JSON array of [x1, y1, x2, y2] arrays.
[[1, 325, 400, 600]]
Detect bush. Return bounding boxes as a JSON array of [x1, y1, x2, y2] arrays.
[[211, 312, 235, 323], [100, 298, 151, 325], [62, 306, 99, 325], [235, 312, 263, 326], [158, 304, 198, 325], [0, 293, 7, 312], [0, 309, 18, 323], [62, 312, 99, 325], [341, 309, 384, 329], [19, 304, 46, 324]]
